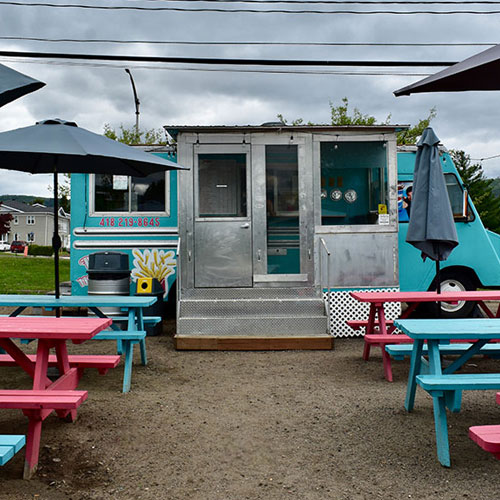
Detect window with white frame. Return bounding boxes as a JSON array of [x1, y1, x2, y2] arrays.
[[13, 215, 18, 225], [27, 232, 35, 243], [91, 172, 170, 215], [0, 233, 7, 243], [27, 215, 35, 225]]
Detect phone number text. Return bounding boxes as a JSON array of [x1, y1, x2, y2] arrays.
[[98, 217, 160, 227]]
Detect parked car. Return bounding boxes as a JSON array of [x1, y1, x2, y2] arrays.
[[0, 241, 10, 251], [10, 240, 27, 253]]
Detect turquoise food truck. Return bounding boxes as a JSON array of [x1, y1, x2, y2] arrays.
[[69, 132, 500, 336], [397, 145, 500, 317]]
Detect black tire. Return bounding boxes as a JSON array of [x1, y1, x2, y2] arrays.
[[415, 270, 477, 319]]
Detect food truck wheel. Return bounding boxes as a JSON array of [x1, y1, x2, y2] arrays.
[[416, 271, 476, 318], [438, 272, 476, 318]]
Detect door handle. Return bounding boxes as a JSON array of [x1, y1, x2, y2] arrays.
[[240, 223, 250, 228]]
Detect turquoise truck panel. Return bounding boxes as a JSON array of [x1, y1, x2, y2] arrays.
[[70, 151, 178, 299]]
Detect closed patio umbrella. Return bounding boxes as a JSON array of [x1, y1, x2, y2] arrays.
[[0, 63, 45, 107], [406, 127, 458, 300], [0, 118, 187, 299], [394, 44, 500, 96]]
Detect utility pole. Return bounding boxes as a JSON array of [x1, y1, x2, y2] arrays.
[[125, 68, 140, 139]]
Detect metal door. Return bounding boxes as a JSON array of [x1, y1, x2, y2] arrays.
[[194, 145, 252, 287]]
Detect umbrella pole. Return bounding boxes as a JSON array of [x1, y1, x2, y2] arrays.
[[436, 259, 441, 318], [52, 168, 62, 313]]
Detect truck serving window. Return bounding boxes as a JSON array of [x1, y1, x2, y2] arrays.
[[398, 173, 473, 223], [320, 141, 388, 226], [445, 173, 474, 222], [92, 172, 169, 214]]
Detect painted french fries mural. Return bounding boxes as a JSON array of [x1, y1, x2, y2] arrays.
[[75, 249, 177, 297], [131, 249, 176, 291]]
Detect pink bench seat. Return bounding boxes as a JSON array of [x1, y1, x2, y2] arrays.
[[469, 425, 500, 459], [0, 389, 88, 410], [0, 390, 88, 478], [0, 353, 120, 375]]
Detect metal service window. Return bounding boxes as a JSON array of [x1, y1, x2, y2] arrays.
[[91, 172, 170, 215]]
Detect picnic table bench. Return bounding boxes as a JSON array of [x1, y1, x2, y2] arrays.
[[385, 342, 500, 360], [0, 353, 121, 375], [0, 295, 159, 393], [0, 435, 25, 466], [349, 290, 500, 382], [468, 392, 500, 459], [0, 316, 112, 478], [395, 318, 500, 467]]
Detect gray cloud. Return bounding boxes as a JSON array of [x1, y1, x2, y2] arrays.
[[1, 2, 500, 194]]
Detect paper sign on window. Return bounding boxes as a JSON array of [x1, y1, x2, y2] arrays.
[[113, 175, 128, 190]]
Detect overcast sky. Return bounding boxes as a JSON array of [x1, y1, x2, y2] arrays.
[[1, 0, 500, 197]]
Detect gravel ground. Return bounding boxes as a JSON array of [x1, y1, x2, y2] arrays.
[[1, 320, 500, 499]]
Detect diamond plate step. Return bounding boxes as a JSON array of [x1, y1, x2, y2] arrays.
[[181, 287, 319, 300], [179, 297, 326, 318], [177, 315, 328, 336]]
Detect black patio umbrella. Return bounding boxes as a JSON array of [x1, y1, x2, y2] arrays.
[[406, 127, 458, 299], [394, 44, 500, 96], [0, 63, 45, 107], [0, 118, 187, 299]]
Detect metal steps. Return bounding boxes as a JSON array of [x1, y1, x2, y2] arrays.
[[177, 287, 329, 338]]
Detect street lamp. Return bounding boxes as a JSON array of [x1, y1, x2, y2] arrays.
[[125, 68, 140, 138]]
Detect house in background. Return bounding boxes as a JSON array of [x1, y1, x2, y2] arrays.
[[0, 200, 70, 249]]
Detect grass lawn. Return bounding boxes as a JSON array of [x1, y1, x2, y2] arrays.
[[0, 254, 70, 294]]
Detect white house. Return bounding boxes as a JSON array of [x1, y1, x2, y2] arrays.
[[0, 200, 70, 249]]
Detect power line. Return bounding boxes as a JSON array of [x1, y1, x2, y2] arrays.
[[2, 1, 500, 14], [141, 1, 500, 3], [0, 49, 457, 67], [472, 153, 500, 161], [141, 0, 500, 3], [0, 36, 495, 47], [0, 56, 434, 76]]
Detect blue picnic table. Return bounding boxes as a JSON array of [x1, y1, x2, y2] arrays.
[[0, 294, 158, 393], [395, 318, 500, 467]]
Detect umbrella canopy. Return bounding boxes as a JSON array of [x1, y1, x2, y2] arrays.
[[0, 63, 45, 107], [394, 44, 500, 96], [0, 118, 186, 174], [0, 118, 187, 299], [406, 128, 458, 293]]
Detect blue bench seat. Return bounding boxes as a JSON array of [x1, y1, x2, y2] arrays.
[[417, 373, 500, 392], [386, 343, 500, 360], [0, 435, 25, 466]]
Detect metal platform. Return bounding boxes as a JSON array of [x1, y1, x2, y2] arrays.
[[176, 287, 331, 350]]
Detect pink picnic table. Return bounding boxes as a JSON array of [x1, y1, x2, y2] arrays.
[[349, 290, 500, 381], [0, 316, 112, 479]]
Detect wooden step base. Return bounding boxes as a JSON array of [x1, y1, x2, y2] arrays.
[[174, 335, 333, 351]]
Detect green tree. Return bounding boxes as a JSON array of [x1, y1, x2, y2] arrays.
[[0, 203, 13, 236], [450, 150, 500, 233], [397, 107, 437, 146], [103, 124, 167, 145], [48, 173, 71, 213], [329, 97, 390, 126], [277, 97, 436, 145]]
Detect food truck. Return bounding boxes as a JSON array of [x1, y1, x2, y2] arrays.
[[70, 125, 500, 347]]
